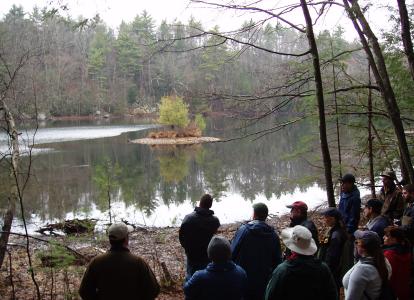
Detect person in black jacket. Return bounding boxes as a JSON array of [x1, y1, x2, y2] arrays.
[[179, 194, 220, 281], [286, 201, 319, 248], [318, 208, 348, 292]]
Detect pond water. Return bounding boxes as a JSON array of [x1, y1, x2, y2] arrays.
[[0, 117, 362, 232]]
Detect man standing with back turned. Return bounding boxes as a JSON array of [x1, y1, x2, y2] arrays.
[[79, 223, 160, 300], [179, 194, 220, 281], [231, 203, 282, 300]]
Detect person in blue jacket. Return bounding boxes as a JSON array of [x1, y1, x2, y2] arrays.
[[338, 173, 361, 235], [184, 235, 248, 300], [338, 173, 361, 271], [231, 203, 282, 300]]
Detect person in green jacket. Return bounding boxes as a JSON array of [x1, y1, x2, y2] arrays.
[[79, 223, 160, 300], [265, 225, 338, 300]]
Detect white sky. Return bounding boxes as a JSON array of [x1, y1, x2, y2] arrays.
[[0, 0, 397, 40]]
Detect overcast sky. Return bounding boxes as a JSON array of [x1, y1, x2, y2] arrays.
[[0, 0, 396, 40]]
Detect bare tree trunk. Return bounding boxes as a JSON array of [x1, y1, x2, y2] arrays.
[[367, 64, 376, 197], [397, 0, 414, 81], [300, 0, 335, 207], [344, 0, 414, 183], [331, 40, 342, 179], [0, 100, 19, 269]]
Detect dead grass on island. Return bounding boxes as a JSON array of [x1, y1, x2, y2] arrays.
[[131, 136, 221, 145]]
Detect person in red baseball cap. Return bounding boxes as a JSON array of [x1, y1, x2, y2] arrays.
[[285, 201, 319, 256]]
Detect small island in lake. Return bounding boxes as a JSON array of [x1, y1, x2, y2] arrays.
[[130, 95, 221, 145]]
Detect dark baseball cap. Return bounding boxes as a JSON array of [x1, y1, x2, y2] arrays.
[[340, 173, 355, 183]]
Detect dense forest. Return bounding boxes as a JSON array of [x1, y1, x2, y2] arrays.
[[0, 5, 314, 117]]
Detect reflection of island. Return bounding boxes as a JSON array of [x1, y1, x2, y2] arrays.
[[1, 118, 325, 224], [158, 149, 190, 183]]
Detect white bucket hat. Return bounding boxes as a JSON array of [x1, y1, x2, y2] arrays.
[[281, 225, 317, 256]]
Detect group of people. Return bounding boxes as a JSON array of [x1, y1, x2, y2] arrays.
[[77, 171, 414, 300]]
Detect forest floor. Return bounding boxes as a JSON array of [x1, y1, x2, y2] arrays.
[[0, 210, 330, 300]]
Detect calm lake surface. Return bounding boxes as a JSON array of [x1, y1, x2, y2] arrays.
[[0, 117, 357, 232]]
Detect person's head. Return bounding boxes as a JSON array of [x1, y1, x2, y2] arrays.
[[287, 201, 308, 221], [107, 223, 134, 248], [320, 207, 342, 227], [363, 199, 383, 219], [199, 194, 213, 209], [253, 203, 268, 221], [381, 170, 396, 189], [402, 184, 414, 203], [207, 235, 231, 263], [384, 227, 409, 247], [354, 230, 381, 257], [340, 173, 355, 193], [281, 225, 317, 256], [354, 230, 388, 282]]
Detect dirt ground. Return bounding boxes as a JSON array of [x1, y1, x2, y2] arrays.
[[0, 211, 329, 300]]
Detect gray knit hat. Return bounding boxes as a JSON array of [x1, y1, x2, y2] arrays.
[[107, 223, 133, 241], [207, 235, 231, 263]]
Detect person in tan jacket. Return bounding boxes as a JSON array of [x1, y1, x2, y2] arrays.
[[379, 170, 404, 221]]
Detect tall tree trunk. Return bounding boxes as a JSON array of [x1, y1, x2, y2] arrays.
[[344, 0, 414, 183], [300, 0, 335, 207], [367, 64, 376, 197], [397, 0, 414, 81], [331, 40, 342, 179], [0, 100, 20, 269]]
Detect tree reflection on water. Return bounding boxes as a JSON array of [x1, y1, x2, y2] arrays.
[[0, 117, 324, 225]]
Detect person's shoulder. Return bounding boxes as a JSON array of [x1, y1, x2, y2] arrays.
[[319, 260, 332, 272], [273, 260, 289, 273], [191, 268, 209, 281], [354, 260, 377, 276], [89, 251, 111, 264], [379, 215, 390, 225], [383, 248, 395, 258], [331, 229, 343, 239], [125, 252, 151, 267], [302, 219, 317, 229], [236, 222, 249, 232], [181, 211, 197, 223], [234, 263, 247, 276], [351, 187, 361, 198]]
